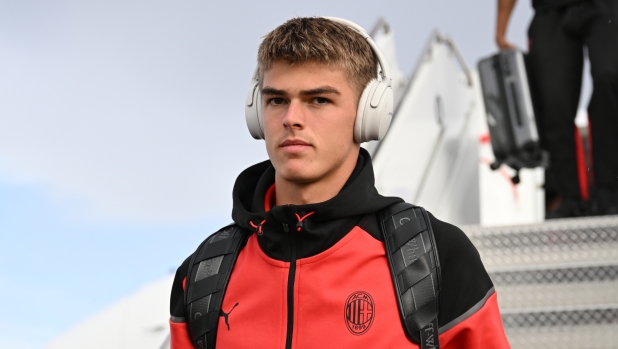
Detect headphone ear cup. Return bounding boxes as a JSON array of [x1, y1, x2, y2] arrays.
[[372, 83, 393, 141], [355, 80, 393, 142], [245, 81, 265, 140], [354, 79, 378, 143]]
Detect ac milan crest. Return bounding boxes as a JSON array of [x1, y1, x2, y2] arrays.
[[344, 291, 375, 335]]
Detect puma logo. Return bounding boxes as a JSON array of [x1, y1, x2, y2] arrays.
[[220, 303, 239, 330]]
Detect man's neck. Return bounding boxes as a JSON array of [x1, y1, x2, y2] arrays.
[[274, 155, 358, 206]]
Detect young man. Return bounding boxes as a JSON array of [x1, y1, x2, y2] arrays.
[[170, 17, 510, 349]]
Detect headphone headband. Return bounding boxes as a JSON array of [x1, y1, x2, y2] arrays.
[[323, 17, 392, 81]]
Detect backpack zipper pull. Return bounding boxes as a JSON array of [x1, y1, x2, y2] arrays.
[[283, 223, 289, 232]]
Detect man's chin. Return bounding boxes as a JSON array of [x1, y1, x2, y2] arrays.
[[276, 166, 318, 185]]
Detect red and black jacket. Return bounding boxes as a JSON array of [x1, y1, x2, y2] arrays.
[[169, 149, 511, 348]]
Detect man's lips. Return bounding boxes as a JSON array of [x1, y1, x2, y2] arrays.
[[280, 139, 311, 147], [279, 139, 312, 153]]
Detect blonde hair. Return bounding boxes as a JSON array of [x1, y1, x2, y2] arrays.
[[257, 17, 377, 95]]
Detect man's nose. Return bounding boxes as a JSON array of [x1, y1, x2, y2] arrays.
[[282, 99, 305, 130]]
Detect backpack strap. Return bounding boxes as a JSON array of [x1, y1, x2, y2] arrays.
[[183, 224, 251, 349], [379, 202, 442, 349]]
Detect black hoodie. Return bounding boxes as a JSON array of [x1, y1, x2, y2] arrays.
[[231, 148, 402, 261]]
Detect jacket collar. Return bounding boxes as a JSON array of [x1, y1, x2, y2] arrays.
[[231, 148, 402, 261]]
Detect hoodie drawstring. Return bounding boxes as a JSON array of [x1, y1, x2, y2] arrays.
[[250, 212, 315, 235], [250, 220, 267, 235], [294, 212, 315, 232]]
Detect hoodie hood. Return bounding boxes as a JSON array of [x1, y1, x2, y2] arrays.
[[231, 148, 402, 261]]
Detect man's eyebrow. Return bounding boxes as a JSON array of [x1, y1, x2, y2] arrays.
[[261, 87, 287, 95], [261, 86, 341, 96], [300, 86, 341, 96]]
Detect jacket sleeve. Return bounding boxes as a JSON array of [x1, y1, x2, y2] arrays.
[[439, 290, 511, 348], [169, 256, 194, 349], [429, 213, 511, 349]]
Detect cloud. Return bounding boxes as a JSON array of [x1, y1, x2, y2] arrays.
[[0, 1, 269, 223], [0, 316, 58, 349]]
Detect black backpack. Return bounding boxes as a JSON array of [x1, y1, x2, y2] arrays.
[[183, 203, 441, 349]]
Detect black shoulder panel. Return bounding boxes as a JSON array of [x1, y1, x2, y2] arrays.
[[427, 212, 494, 331], [170, 255, 192, 320], [380, 203, 441, 349], [184, 224, 251, 349]]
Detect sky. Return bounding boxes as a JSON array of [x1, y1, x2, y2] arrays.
[[0, 1, 592, 348]]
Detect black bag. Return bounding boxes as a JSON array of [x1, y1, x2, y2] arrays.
[[478, 50, 548, 184]]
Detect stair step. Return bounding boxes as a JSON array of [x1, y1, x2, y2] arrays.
[[496, 281, 618, 309], [505, 324, 618, 349], [462, 215, 618, 268], [503, 305, 618, 349], [488, 261, 618, 285], [489, 262, 618, 308]]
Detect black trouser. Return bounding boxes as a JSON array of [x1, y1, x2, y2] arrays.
[[527, 0, 618, 199]]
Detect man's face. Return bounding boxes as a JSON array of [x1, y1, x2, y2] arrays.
[[261, 61, 360, 185]]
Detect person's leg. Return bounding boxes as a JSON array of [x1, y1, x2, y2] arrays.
[[585, 0, 618, 214], [527, 8, 585, 217]]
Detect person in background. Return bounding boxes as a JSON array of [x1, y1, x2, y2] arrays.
[[496, 0, 618, 218]]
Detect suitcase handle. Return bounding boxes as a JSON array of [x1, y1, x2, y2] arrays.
[[508, 82, 523, 127]]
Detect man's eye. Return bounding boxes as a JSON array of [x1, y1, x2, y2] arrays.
[[314, 97, 329, 105], [269, 98, 285, 105]]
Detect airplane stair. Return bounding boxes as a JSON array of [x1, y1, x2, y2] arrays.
[[463, 215, 618, 349]]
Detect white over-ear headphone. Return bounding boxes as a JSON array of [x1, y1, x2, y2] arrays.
[[245, 17, 394, 143]]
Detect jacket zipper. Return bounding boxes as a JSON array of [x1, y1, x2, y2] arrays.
[[285, 219, 296, 349]]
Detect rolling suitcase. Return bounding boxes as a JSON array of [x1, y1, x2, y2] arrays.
[[478, 50, 548, 184]]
